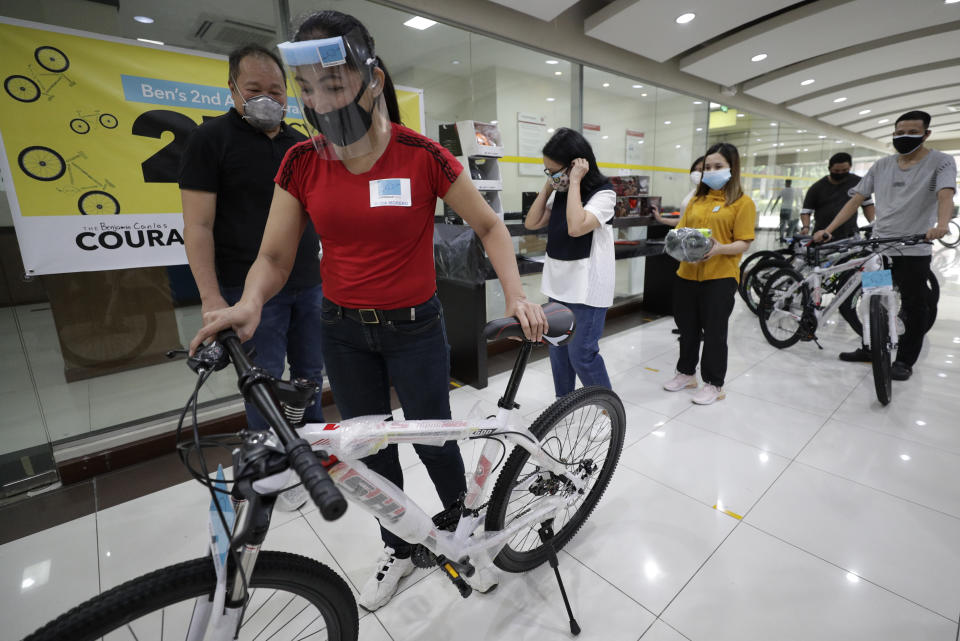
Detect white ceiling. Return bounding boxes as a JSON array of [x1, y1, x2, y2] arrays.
[[487, 0, 580, 22], [584, 0, 796, 64], [584, 0, 960, 148]]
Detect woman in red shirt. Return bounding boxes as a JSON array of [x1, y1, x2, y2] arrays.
[[191, 10, 546, 611]]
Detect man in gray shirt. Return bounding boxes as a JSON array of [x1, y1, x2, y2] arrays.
[[814, 110, 957, 380]]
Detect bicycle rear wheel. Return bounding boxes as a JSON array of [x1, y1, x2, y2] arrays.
[[869, 296, 892, 406], [24, 552, 358, 641], [758, 268, 810, 348], [738, 251, 787, 309], [485, 386, 625, 573]]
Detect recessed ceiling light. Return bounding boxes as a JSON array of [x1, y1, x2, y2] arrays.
[[900, 454, 912, 461], [696, 127, 703, 131], [547, 128, 555, 133], [797, 129, 803, 133], [878, 118, 890, 124], [858, 109, 871, 115], [664, 120, 671, 125], [757, 138, 763, 142], [545, 60, 560, 65], [675, 144, 682, 149], [133, 15, 154, 24], [451, 59, 460, 65], [833, 96, 848, 103], [602, 135, 609, 139], [602, 82, 610, 87], [490, 120, 498, 125], [800, 79, 815, 86], [945, 0, 960, 4], [737, 113, 745, 118], [546, 97, 555, 102], [803, 148, 809, 151], [632, 84, 643, 89], [403, 16, 437, 30], [835, 140, 843, 143], [137, 38, 164, 45], [818, 135, 827, 139], [641, 93, 648, 97], [554, 71, 562, 76], [638, 140, 644, 144], [676, 12, 696, 24], [770, 122, 778, 127], [751, 53, 768, 62], [795, 148, 801, 152], [693, 101, 702, 105]]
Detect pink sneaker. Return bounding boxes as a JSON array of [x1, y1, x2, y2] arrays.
[[663, 372, 697, 392], [692, 384, 725, 405]]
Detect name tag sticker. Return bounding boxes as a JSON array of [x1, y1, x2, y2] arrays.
[[369, 178, 412, 207], [862, 269, 893, 290], [712, 205, 721, 212]]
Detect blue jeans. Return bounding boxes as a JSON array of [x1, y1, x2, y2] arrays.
[[222, 284, 325, 428], [548, 300, 612, 397], [319, 294, 466, 552]]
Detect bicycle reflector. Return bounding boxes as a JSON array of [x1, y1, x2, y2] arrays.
[[665, 227, 713, 262]]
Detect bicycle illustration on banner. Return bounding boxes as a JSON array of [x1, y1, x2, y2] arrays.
[[3, 45, 75, 102], [18, 145, 120, 215], [69, 109, 119, 134]]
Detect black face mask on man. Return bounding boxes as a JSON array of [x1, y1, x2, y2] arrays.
[[892, 134, 925, 155], [303, 82, 374, 147], [830, 171, 849, 182]]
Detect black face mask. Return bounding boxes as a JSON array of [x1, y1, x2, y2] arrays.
[[892, 134, 924, 155], [830, 172, 849, 182], [303, 82, 373, 147]]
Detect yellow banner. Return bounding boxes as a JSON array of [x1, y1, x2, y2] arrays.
[[0, 19, 423, 275]]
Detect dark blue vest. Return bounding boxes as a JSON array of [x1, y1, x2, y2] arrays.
[[546, 181, 614, 261]]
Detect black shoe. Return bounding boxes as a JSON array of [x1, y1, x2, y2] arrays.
[[839, 347, 871, 363], [671, 328, 681, 335], [891, 361, 912, 381]]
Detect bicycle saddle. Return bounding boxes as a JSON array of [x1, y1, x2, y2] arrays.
[[482, 301, 575, 346]]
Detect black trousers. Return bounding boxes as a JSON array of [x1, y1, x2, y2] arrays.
[[891, 255, 933, 366], [673, 277, 738, 387]]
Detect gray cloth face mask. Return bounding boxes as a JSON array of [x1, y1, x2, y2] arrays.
[[240, 94, 286, 131]]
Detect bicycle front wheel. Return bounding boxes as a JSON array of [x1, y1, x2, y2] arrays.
[[742, 257, 794, 315], [24, 552, 358, 641], [869, 296, 892, 406], [485, 386, 625, 573]]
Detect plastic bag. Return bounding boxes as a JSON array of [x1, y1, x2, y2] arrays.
[[665, 227, 714, 262], [434, 224, 487, 284]]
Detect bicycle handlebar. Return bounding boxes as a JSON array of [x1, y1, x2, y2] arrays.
[[217, 330, 347, 521]]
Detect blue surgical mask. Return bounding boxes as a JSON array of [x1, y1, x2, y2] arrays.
[[702, 168, 731, 191]]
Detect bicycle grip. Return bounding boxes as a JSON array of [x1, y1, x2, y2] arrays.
[[286, 439, 347, 521]]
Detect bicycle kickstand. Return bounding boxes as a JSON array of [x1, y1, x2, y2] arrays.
[[538, 521, 581, 636]]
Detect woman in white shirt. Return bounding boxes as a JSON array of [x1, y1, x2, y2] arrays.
[[524, 127, 616, 396]]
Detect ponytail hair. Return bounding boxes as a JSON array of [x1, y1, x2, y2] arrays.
[[375, 56, 402, 125]]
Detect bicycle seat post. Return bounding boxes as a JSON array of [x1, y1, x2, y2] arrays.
[[497, 340, 535, 411]]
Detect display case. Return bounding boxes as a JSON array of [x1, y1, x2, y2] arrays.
[[439, 120, 504, 221]]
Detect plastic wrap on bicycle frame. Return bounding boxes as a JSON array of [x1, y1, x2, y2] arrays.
[[433, 224, 487, 284], [305, 415, 475, 460]]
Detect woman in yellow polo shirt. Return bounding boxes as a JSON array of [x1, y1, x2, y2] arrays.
[[663, 142, 755, 404]]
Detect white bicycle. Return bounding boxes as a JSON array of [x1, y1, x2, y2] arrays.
[[25, 302, 625, 640]]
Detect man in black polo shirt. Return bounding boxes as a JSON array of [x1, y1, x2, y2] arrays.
[[800, 152, 875, 239], [179, 45, 324, 452], [798, 152, 876, 353]]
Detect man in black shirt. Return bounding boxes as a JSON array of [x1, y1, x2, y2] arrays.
[[179, 45, 324, 442], [800, 153, 875, 238]]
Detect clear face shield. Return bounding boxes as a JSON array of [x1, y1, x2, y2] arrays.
[[277, 32, 390, 159]]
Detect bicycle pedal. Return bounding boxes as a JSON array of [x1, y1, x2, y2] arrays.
[[436, 555, 474, 599]]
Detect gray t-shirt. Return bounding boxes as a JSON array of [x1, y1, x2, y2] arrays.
[[853, 149, 957, 256]]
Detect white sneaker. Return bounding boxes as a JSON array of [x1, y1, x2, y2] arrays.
[[465, 566, 499, 594], [587, 409, 612, 442], [274, 484, 308, 512], [358, 547, 416, 611], [692, 384, 725, 405], [663, 372, 697, 392]]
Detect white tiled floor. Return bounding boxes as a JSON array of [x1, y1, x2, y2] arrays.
[[3, 243, 960, 640]]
